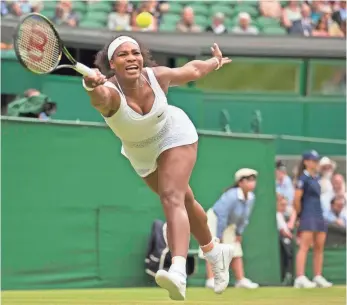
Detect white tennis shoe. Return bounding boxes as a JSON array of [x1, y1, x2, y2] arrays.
[[155, 269, 186, 301], [294, 275, 317, 288], [235, 277, 259, 289], [313, 275, 333, 288], [205, 243, 234, 294]]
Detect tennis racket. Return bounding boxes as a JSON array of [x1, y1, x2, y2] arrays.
[[13, 13, 95, 77]]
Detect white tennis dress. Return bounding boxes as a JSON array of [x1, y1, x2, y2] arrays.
[[103, 67, 198, 177]]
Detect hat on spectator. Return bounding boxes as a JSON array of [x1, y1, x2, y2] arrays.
[[302, 150, 320, 161], [319, 156, 336, 170], [235, 168, 258, 182], [276, 160, 287, 172], [238, 12, 251, 20], [214, 12, 225, 19]]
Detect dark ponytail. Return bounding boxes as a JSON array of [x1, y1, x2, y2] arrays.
[[224, 182, 239, 193], [294, 159, 306, 184], [94, 35, 157, 78]]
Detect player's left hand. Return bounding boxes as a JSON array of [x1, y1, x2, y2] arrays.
[[211, 43, 232, 68]]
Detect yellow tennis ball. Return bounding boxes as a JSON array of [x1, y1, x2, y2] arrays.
[[136, 12, 153, 28]]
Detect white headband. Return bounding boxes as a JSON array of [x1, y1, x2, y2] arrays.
[[107, 36, 140, 61]]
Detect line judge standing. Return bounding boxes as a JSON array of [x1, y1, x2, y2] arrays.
[[199, 168, 259, 289]]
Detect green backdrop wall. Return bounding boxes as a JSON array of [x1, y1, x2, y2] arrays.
[[2, 119, 280, 290]]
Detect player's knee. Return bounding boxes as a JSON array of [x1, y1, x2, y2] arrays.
[[160, 189, 185, 210]]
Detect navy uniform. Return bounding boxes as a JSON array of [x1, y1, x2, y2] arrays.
[[296, 152, 327, 232]]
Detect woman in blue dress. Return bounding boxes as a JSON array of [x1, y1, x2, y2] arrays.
[[293, 150, 332, 288]]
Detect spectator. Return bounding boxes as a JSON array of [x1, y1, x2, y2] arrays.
[[310, 0, 325, 25], [282, 0, 302, 31], [277, 194, 293, 239], [10, 1, 23, 17], [259, 0, 282, 20], [276, 194, 293, 285], [31, 1, 43, 13], [108, 0, 132, 31], [275, 161, 295, 217], [52, 0, 79, 27], [231, 12, 259, 35], [324, 195, 347, 228], [329, 18, 346, 36], [312, 17, 330, 36], [332, 0, 346, 24], [319, 157, 336, 194], [176, 6, 201, 33], [288, 3, 313, 36], [132, 0, 158, 31], [156, 1, 169, 25], [321, 5, 334, 30], [205, 12, 227, 34], [321, 173, 346, 214]]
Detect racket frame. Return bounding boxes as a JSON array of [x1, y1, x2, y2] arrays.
[[14, 13, 65, 74], [13, 13, 95, 76]]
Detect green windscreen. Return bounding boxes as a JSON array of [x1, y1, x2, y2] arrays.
[[195, 57, 300, 93], [2, 119, 280, 289], [309, 59, 346, 96]]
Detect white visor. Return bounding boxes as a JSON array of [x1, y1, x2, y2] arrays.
[[107, 36, 140, 61]]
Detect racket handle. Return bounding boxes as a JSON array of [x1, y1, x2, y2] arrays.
[[74, 62, 96, 77]]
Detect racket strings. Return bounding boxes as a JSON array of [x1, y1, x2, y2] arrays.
[[16, 16, 61, 73]]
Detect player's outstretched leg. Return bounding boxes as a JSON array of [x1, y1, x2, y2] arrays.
[[155, 264, 186, 301], [185, 188, 234, 294]]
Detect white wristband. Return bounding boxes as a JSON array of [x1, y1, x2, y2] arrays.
[[82, 79, 95, 91], [213, 57, 221, 70]]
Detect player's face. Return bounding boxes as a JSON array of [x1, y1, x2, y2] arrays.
[[110, 42, 144, 80]]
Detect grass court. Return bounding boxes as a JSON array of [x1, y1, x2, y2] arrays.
[[2, 286, 346, 305]]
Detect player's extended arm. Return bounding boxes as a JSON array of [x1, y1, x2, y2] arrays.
[[83, 69, 121, 116], [156, 43, 232, 87]]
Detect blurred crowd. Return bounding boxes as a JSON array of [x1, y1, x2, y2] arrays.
[[1, 0, 346, 37]]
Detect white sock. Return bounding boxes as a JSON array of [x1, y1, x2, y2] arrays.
[[170, 256, 187, 278], [202, 241, 220, 261]]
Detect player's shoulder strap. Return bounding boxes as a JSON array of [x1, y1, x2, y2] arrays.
[[145, 67, 165, 95], [103, 81, 123, 96]]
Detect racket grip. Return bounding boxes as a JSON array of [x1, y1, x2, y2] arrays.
[[74, 62, 96, 77]]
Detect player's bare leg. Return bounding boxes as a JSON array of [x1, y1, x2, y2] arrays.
[[144, 145, 233, 299]]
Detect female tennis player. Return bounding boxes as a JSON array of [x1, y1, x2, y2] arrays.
[[293, 150, 332, 288], [83, 35, 233, 301], [199, 168, 259, 289]]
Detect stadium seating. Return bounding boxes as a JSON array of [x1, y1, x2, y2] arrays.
[[29, 0, 289, 34], [6, 0, 343, 36]]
